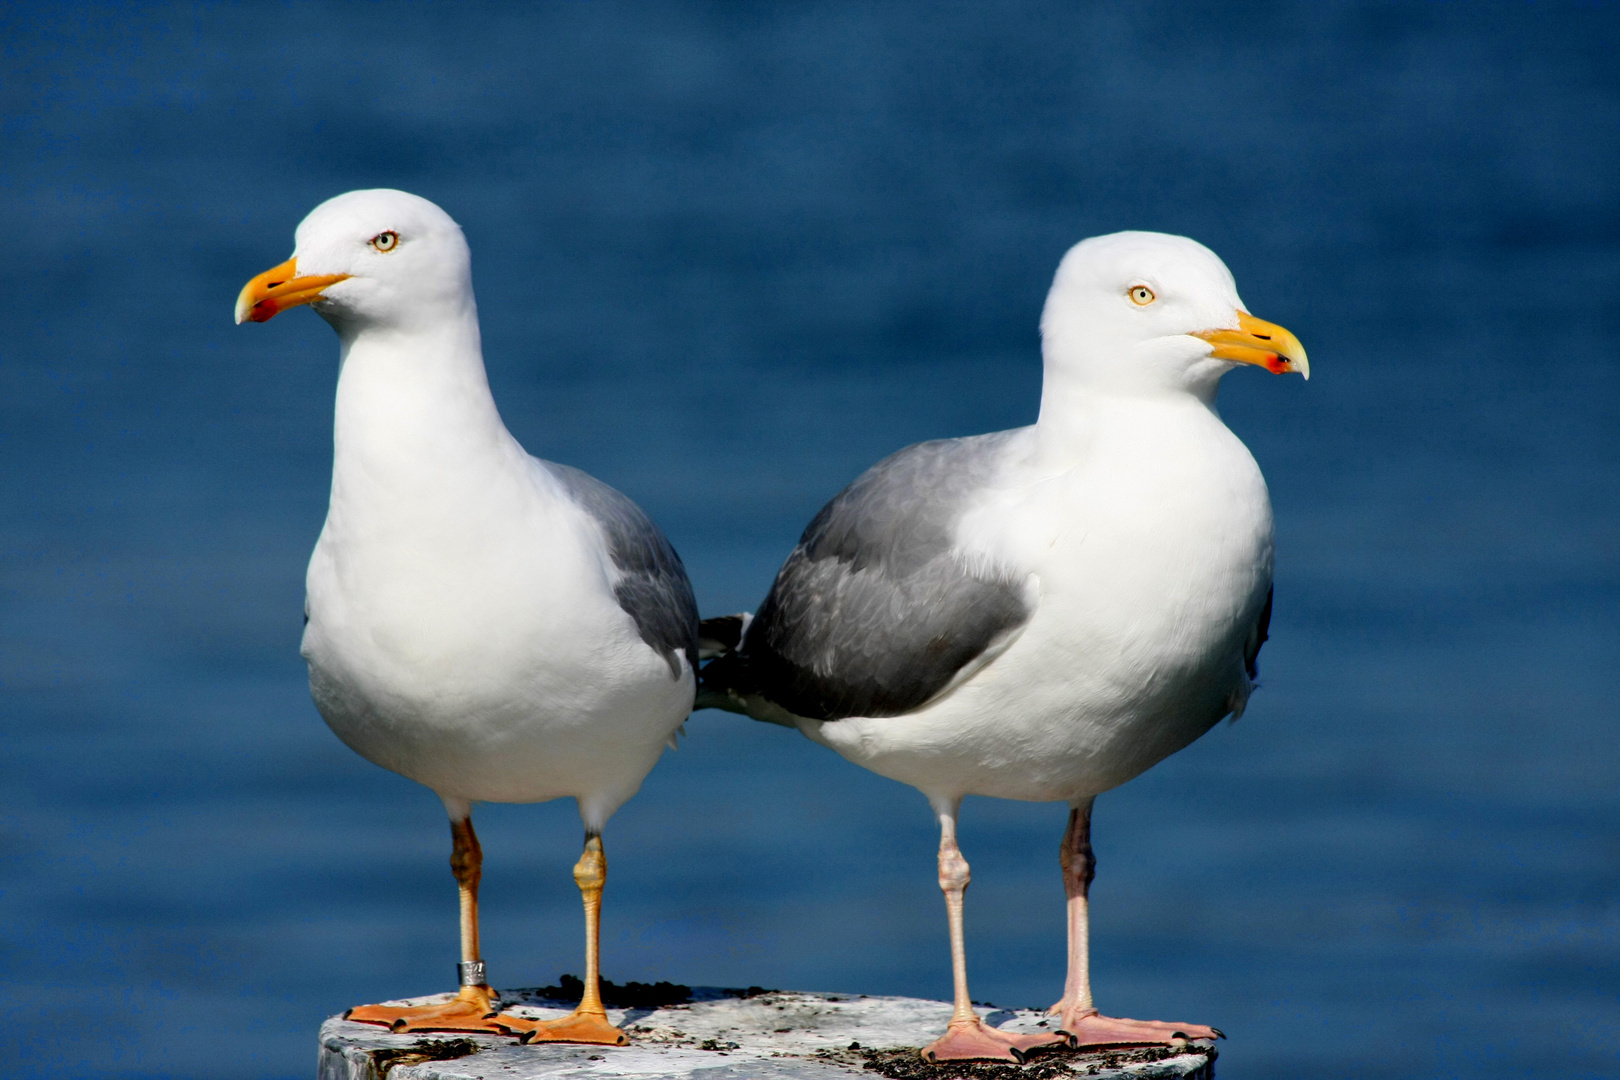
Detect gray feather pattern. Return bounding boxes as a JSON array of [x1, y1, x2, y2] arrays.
[[545, 462, 700, 678], [714, 431, 1032, 720]]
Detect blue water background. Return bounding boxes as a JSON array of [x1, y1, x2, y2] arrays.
[[2, 3, 1616, 1077]]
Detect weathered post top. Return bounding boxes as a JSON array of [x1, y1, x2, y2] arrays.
[[319, 987, 1217, 1080]]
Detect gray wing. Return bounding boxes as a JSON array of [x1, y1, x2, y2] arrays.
[[545, 462, 700, 679], [708, 431, 1032, 721]]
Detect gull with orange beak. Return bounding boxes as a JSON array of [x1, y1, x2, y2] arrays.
[[699, 231, 1308, 1062], [236, 189, 699, 1046]]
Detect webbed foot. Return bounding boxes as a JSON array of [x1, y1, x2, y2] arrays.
[[499, 1007, 628, 1046], [920, 1017, 1069, 1063], [345, 985, 523, 1036], [1054, 1005, 1222, 1048]]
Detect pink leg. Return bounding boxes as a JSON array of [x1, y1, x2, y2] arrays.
[[921, 798, 1069, 1064], [1048, 798, 1224, 1047]]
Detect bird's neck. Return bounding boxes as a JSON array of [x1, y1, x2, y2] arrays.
[[330, 312, 517, 493], [1033, 364, 1224, 468]]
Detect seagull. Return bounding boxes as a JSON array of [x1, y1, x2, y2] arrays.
[[699, 231, 1308, 1063], [235, 189, 699, 1046]]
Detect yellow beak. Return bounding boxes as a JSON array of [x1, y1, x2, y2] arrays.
[[234, 257, 351, 325], [1190, 310, 1309, 380]]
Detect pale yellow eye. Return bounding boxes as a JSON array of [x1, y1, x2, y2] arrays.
[[1129, 284, 1156, 306], [371, 231, 399, 252]]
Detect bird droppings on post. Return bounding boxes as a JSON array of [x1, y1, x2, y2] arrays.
[[826, 1043, 1216, 1080], [362, 1037, 481, 1079], [318, 989, 1217, 1079]]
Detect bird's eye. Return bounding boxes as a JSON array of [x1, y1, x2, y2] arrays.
[[1128, 285, 1156, 306], [371, 231, 399, 252]]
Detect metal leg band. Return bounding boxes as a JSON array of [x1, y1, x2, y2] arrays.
[[458, 960, 487, 987]]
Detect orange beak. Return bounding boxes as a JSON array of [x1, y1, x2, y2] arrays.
[[1190, 310, 1310, 380], [234, 257, 351, 325]]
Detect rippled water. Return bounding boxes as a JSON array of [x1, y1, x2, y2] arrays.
[[2, 4, 1616, 1078]]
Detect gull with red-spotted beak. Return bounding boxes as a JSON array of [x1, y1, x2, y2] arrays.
[[236, 189, 699, 1046], [700, 231, 1308, 1063]]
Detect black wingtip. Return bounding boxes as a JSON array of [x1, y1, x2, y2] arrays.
[[698, 613, 749, 660]]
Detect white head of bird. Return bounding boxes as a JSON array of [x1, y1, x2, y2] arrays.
[[234, 189, 475, 338], [1038, 230, 1308, 405]]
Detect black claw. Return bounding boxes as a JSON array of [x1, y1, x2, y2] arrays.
[[519, 1030, 536, 1045], [1212, 1027, 1227, 1039], [342, 1008, 354, 1020], [1009, 1048, 1027, 1065], [1171, 1030, 1188, 1040]]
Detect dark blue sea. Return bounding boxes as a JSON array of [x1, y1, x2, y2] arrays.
[[2, 3, 1616, 1078]]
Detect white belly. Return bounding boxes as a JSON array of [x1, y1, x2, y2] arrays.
[[301, 467, 691, 824], [808, 406, 1273, 803]]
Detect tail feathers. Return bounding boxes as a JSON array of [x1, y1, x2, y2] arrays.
[[695, 611, 751, 715], [698, 612, 751, 660], [693, 685, 744, 714], [693, 611, 796, 726]]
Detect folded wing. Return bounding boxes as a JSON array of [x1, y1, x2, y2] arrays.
[[703, 432, 1032, 721], [546, 462, 700, 679]]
